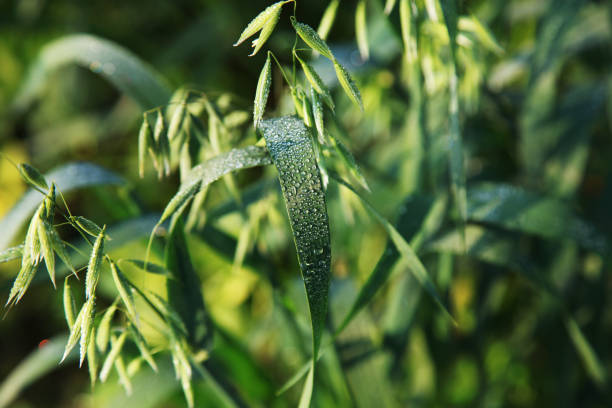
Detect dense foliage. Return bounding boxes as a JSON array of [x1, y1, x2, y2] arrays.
[[1, 0, 612, 407]]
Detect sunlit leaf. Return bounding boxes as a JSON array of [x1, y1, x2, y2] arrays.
[[291, 17, 334, 60], [18, 163, 48, 191], [254, 53, 272, 129], [333, 61, 364, 111], [317, 0, 340, 40], [355, 1, 369, 61]]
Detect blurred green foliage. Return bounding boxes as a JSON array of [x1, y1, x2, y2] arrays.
[[1, 0, 612, 407]]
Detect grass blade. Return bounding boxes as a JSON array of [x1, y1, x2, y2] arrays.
[[100, 331, 128, 382], [14, 34, 171, 110], [384, 0, 398, 15], [63, 277, 76, 328], [330, 173, 455, 324], [298, 361, 315, 408], [260, 116, 331, 358], [157, 146, 272, 226]]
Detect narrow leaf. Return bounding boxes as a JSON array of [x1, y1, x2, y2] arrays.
[[250, 6, 281, 56], [260, 116, 331, 357], [291, 17, 334, 60], [85, 226, 106, 299], [330, 173, 455, 324], [87, 327, 98, 386], [5, 258, 37, 308], [384, 0, 398, 15], [298, 361, 315, 408], [254, 53, 272, 129], [37, 221, 55, 288], [71, 216, 105, 239], [311, 89, 325, 144], [114, 354, 133, 395], [0, 245, 23, 264], [130, 325, 158, 372], [138, 115, 152, 178], [329, 133, 370, 191], [158, 146, 272, 226], [333, 61, 364, 111], [355, 0, 369, 60], [120, 259, 172, 277], [49, 228, 76, 276], [61, 301, 86, 362]]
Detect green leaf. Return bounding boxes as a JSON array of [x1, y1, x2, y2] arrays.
[[138, 116, 153, 178], [5, 257, 37, 308], [87, 327, 98, 386], [311, 89, 325, 143], [14, 34, 171, 110], [333, 61, 364, 111], [254, 53, 272, 129], [0, 162, 125, 251], [298, 361, 315, 408], [62, 300, 86, 362], [317, 0, 340, 40], [129, 325, 158, 372], [291, 17, 334, 60], [157, 146, 272, 226], [329, 173, 455, 324], [250, 6, 281, 57], [71, 216, 106, 239], [260, 116, 331, 358], [119, 259, 172, 277], [328, 133, 369, 192], [399, 0, 417, 62], [18, 163, 48, 191], [0, 335, 74, 408], [355, 0, 369, 61], [233, 1, 289, 48], [85, 227, 106, 300]]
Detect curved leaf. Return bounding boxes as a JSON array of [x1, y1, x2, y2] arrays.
[[260, 116, 331, 358], [0, 162, 126, 251], [14, 34, 171, 110]]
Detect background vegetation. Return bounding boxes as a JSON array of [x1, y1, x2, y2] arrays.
[[1, 0, 612, 407]]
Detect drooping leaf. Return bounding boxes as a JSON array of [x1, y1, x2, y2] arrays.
[[62, 300, 86, 362], [355, 0, 369, 61], [79, 296, 96, 366], [63, 277, 76, 328], [14, 34, 171, 110], [87, 327, 98, 386], [37, 221, 55, 287], [291, 17, 334, 60], [317, 0, 340, 40], [330, 173, 455, 324], [168, 102, 186, 142], [96, 302, 118, 354], [298, 361, 315, 408], [0, 335, 74, 408], [296, 54, 334, 111], [129, 325, 158, 372], [333, 61, 364, 111], [110, 262, 138, 323], [260, 116, 331, 358], [157, 146, 272, 226], [0, 162, 125, 251], [384, 0, 398, 15], [71, 216, 106, 239], [138, 116, 153, 178], [254, 53, 272, 129], [328, 132, 369, 191], [311, 89, 325, 143], [250, 6, 282, 56]]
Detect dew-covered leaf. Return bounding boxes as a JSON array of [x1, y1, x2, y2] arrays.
[[254, 53, 272, 129], [250, 6, 281, 56], [18, 163, 48, 191], [14, 34, 171, 110], [355, 1, 369, 61], [317, 0, 340, 40], [0, 162, 125, 251], [260, 116, 331, 358], [333, 61, 364, 111], [291, 17, 334, 60], [85, 227, 106, 300], [157, 146, 272, 226]]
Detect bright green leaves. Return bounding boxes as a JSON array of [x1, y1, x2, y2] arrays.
[[317, 0, 340, 40], [156, 146, 272, 227], [260, 116, 331, 358], [233, 1, 292, 56], [254, 53, 272, 129]]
